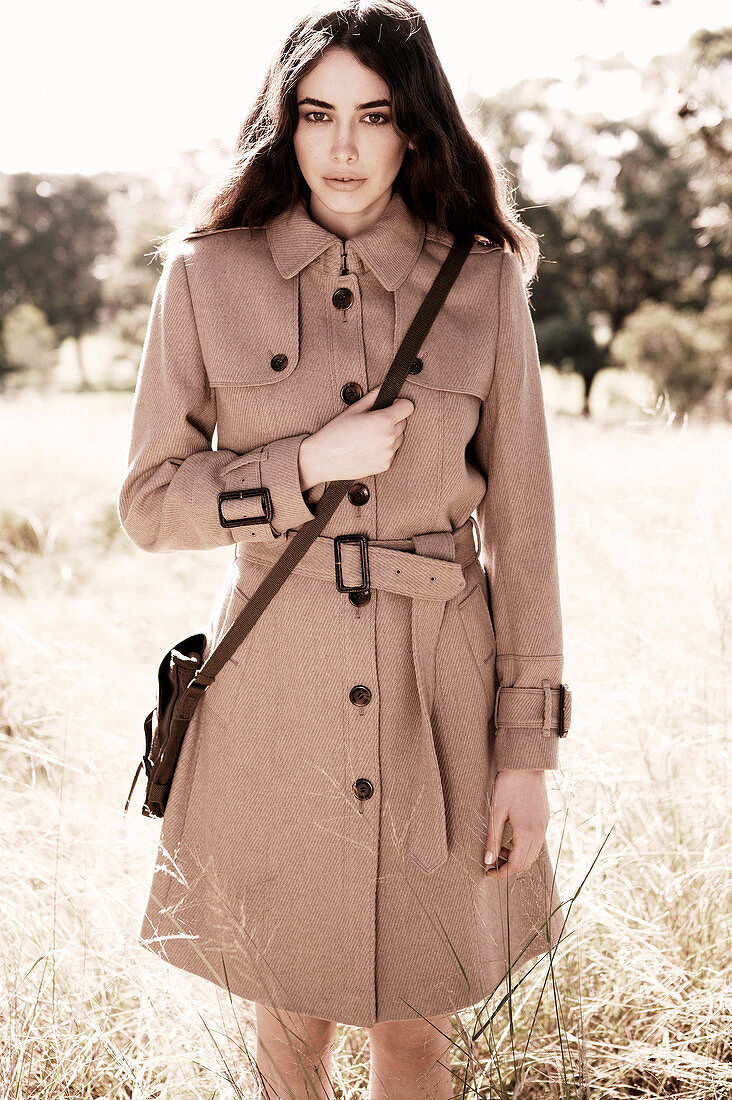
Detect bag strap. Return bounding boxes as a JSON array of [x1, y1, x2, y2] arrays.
[[189, 232, 475, 696]]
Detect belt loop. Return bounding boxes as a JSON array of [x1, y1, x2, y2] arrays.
[[541, 678, 552, 737], [412, 530, 455, 563]]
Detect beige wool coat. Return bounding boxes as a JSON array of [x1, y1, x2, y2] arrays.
[[117, 189, 572, 1027]]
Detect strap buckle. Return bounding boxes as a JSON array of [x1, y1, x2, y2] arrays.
[[217, 486, 273, 528], [190, 669, 214, 691], [333, 534, 370, 594]]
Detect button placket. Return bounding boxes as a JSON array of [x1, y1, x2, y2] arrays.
[[327, 267, 379, 848]]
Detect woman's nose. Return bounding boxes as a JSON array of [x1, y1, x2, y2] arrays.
[[329, 128, 358, 158]]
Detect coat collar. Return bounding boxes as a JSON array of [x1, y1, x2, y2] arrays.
[[266, 190, 426, 291]]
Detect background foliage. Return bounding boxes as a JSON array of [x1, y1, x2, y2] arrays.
[[0, 26, 730, 421]]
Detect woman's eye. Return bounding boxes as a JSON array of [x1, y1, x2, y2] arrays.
[[303, 111, 389, 126]]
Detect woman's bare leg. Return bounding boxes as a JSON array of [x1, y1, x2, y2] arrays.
[[254, 1003, 339, 1100], [367, 1014, 455, 1100]]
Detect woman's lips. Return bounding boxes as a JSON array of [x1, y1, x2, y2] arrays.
[[324, 177, 366, 190]]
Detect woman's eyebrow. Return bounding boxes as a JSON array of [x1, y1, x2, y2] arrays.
[[297, 97, 391, 110]]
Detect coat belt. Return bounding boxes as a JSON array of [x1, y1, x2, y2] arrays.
[[235, 517, 480, 875]]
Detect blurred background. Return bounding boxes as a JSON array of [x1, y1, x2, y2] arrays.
[[0, 1, 730, 1097], [1, 0, 730, 417]]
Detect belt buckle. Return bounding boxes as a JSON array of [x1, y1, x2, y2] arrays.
[[333, 534, 370, 594]]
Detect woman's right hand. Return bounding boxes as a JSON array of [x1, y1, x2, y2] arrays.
[[298, 386, 415, 490]]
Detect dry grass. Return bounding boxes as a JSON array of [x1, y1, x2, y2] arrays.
[[0, 386, 729, 1098]]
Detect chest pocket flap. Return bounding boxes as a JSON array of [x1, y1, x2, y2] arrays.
[[394, 244, 502, 402], [183, 230, 300, 386]]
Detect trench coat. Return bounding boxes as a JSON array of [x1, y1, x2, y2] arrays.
[[117, 188, 572, 1028]]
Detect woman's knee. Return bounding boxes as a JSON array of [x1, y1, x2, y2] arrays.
[[255, 1003, 337, 1058], [368, 1013, 454, 1061]]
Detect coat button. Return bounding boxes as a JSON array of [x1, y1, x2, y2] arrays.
[[332, 287, 353, 311], [349, 684, 372, 706], [340, 381, 363, 404], [353, 778, 374, 800], [349, 589, 371, 606], [409, 357, 423, 373], [270, 353, 288, 371], [348, 482, 370, 506]]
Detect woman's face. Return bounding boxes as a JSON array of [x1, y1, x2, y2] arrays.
[[293, 46, 413, 233]]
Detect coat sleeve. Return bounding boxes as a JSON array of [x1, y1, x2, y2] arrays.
[[116, 249, 318, 553], [468, 249, 567, 771]]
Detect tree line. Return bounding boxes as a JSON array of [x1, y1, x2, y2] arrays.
[[0, 26, 729, 419]]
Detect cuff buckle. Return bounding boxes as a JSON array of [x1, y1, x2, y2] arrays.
[[558, 682, 569, 737], [217, 486, 273, 528], [494, 682, 571, 737]]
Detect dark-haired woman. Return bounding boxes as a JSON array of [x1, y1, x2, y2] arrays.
[[118, 3, 572, 1096]]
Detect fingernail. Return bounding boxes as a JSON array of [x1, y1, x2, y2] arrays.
[[484, 851, 494, 866]]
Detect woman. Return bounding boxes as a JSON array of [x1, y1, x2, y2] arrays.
[[118, 1, 572, 1096]]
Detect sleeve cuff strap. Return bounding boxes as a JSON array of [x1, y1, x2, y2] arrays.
[[494, 681, 571, 737], [218, 433, 316, 537]]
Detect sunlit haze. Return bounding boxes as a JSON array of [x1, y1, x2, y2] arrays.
[[2, 0, 728, 176]]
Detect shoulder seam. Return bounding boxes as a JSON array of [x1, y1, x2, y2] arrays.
[[423, 228, 502, 254], [182, 225, 265, 239], [485, 250, 507, 407]]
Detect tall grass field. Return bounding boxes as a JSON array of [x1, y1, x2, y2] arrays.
[[0, 386, 729, 1098]]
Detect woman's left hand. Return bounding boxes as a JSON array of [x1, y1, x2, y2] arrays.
[[483, 768, 550, 880]]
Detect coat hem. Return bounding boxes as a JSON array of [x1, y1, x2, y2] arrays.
[[135, 911, 564, 1029]]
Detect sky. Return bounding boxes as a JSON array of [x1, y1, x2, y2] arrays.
[[1, 0, 729, 176]]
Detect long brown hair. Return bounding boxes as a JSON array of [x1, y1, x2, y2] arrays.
[[157, 0, 540, 282]]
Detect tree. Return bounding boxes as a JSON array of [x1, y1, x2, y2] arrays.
[[464, 27, 730, 415], [1, 303, 59, 391], [610, 271, 732, 421], [644, 26, 731, 264], [0, 173, 116, 389]]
